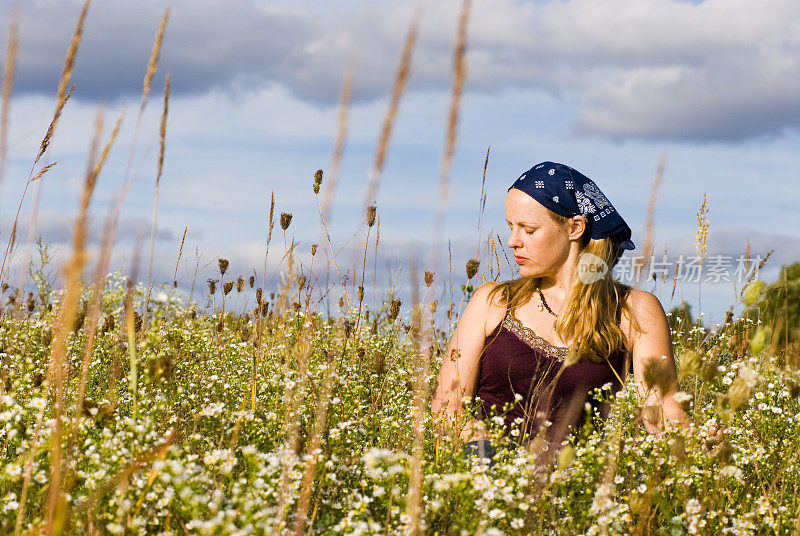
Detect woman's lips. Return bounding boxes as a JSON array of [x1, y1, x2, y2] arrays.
[[515, 256, 527, 265]]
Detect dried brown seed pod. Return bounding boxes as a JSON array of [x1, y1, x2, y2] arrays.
[[256, 288, 263, 304], [357, 285, 364, 302], [311, 244, 318, 256], [424, 270, 434, 287], [643, 355, 675, 394], [366, 204, 376, 227], [298, 275, 307, 292], [236, 277, 244, 293], [218, 258, 229, 276], [373, 352, 386, 375], [248, 275, 255, 288], [466, 258, 480, 280], [223, 281, 233, 295], [388, 298, 401, 320], [429, 301, 437, 314], [313, 169, 323, 193], [280, 212, 293, 231], [208, 279, 217, 295]]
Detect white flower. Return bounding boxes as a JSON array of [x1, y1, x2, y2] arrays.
[[28, 398, 46, 410], [739, 366, 759, 388], [685, 498, 702, 516], [718, 465, 742, 479], [672, 391, 692, 404]]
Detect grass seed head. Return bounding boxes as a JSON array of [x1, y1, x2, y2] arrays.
[[218, 258, 229, 276], [373, 352, 386, 375], [357, 285, 364, 302], [556, 444, 575, 470], [236, 276, 244, 292], [26, 292, 34, 313], [643, 355, 674, 393], [311, 244, 318, 256], [389, 298, 401, 320], [750, 326, 770, 356], [280, 212, 293, 231], [744, 280, 766, 307], [41, 326, 53, 347], [679, 350, 701, 376], [298, 275, 307, 292], [429, 300, 437, 314], [248, 275, 255, 288], [223, 281, 233, 295], [208, 279, 217, 295], [424, 270, 434, 287], [313, 169, 323, 194], [367, 204, 376, 227], [785, 377, 800, 399], [256, 288, 263, 304], [728, 377, 752, 411], [102, 315, 115, 334], [466, 258, 480, 280]]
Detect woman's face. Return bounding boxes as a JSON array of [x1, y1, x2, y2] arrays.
[[505, 188, 578, 278]]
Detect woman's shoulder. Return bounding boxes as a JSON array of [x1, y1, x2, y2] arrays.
[[463, 282, 508, 336], [619, 287, 668, 334]]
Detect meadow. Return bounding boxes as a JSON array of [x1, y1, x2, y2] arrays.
[[1, 1, 799, 535]]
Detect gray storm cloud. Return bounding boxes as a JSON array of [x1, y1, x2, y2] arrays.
[[2, 0, 800, 141]]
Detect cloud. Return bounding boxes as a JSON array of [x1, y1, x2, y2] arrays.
[[3, 0, 800, 141], [2, 212, 175, 246]]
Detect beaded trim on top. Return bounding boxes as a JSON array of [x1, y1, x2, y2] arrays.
[[502, 310, 569, 362]]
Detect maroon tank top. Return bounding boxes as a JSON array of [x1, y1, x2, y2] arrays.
[[473, 310, 628, 443]]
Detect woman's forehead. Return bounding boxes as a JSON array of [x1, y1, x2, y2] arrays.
[[506, 188, 549, 220]]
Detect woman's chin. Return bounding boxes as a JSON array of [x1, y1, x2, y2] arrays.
[[518, 267, 540, 278]]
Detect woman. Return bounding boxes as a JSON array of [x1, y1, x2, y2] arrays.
[[431, 161, 688, 465]]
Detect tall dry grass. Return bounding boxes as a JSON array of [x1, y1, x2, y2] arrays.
[[0, 14, 18, 197], [143, 73, 171, 328]]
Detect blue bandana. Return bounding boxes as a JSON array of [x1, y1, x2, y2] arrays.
[[509, 161, 635, 251]]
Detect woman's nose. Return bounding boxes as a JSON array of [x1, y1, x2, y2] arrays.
[[507, 230, 521, 249]]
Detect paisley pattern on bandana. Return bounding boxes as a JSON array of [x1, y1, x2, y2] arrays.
[[582, 182, 610, 210], [575, 190, 595, 214]]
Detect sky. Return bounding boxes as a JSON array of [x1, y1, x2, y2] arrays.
[[0, 0, 798, 325]]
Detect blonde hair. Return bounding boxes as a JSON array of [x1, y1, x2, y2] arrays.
[[489, 210, 633, 363]]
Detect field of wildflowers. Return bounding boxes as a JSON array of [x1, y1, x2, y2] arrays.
[[0, 258, 799, 535], [1, 1, 799, 534]]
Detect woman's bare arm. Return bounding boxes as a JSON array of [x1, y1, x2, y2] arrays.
[[624, 289, 689, 434], [431, 283, 500, 442]]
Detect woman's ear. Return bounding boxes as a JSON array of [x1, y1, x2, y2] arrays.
[[568, 215, 587, 241]]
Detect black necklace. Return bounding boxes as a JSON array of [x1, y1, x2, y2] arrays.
[[536, 286, 558, 317]]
